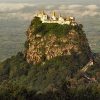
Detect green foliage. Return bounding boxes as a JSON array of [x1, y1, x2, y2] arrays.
[[30, 17, 83, 36], [37, 23, 72, 35], [0, 54, 87, 91], [24, 40, 29, 49], [0, 49, 99, 99], [30, 17, 42, 27], [0, 52, 30, 81], [0, 81, 99, 100]]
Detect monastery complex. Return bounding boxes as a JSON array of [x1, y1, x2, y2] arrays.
[[35, 11, 78, 26]]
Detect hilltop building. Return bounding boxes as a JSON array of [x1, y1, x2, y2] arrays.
[[35, 11, 77, 26]]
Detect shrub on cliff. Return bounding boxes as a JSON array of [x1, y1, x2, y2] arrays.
[[0, 52, 30, 81], [30, 17, 82, 36]]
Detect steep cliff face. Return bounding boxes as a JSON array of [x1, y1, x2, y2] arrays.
[[24, 17, 92, 65]]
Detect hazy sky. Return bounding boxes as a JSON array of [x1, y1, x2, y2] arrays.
[[0, 0, 100, 22], [0, 0, 99, 5]]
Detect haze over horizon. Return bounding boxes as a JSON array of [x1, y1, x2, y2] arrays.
[[0, 0, 100, 5], [0, 0, 100, 61]]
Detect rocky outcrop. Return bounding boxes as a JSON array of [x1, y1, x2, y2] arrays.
[[24, 18, 92, 65]]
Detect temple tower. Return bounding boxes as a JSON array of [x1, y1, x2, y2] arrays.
[[51, 11, 57, 21]]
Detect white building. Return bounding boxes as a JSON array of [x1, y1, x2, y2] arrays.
[[36, 11, 48, 22], [35, 11, 77, 26]]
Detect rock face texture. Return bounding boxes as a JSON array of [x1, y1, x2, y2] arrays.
[[24, 17, 92, 65]]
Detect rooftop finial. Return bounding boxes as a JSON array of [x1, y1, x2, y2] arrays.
[[59, 13, 61, 17], [52, 11, 56, 16], [41, 10, 45, 15]]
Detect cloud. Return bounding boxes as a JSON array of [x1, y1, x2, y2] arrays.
[[0, 3, 35, 13], [57, 4, 100, 17], [68, 4, 83, 9], [81, 5, 99, 16], [86, 5, 98, 11], [45, 5, 55, 10], [0, 12, 33, 21], [82, 10, 99, 16], [0, 3, 100, 21], [15, 12, 33, 20], [58, 4, 83, 10], [59, 5, 67, 10]]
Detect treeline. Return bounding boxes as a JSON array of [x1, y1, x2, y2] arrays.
[[0, 81, 99, 100], [0, 52, 100, 99]]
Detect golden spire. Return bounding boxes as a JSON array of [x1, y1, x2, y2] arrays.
[[41, 10, 45, 15], [59, 13, 61, 17], [52, 11, 56, 16]]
